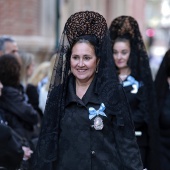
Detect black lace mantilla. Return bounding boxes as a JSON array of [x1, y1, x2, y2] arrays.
[[65, 11, 107, 47]]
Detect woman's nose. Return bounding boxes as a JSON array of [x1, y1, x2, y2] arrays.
[[78, 59, 84, 66], [117, 53, 122, 59]]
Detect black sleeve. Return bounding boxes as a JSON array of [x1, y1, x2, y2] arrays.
[[2, 88, 38, 125], [131, 85, 148, 127], [0, 124, 24, 169]]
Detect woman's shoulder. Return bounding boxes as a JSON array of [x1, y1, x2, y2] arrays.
[[2, 86, 21, 97]]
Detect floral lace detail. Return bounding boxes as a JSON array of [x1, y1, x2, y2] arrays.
[[65, 11, 107, 46], [109, 16, 146, 52]]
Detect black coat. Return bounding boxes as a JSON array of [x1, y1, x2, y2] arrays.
[[0, 86, 38, 140], [0, 112, 24, 170], [122, 75, 154, 169], [26, 84, 43, 117], [56, 76, 122, 170], [123, 79, 148, 146], [32, 75, 143, 170]]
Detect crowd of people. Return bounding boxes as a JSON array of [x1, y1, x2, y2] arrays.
[[0, 10, 170, 170], [0, 36, 52, 170]]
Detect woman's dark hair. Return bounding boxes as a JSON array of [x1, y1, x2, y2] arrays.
[[112, 34, 140, 78], [65, 35, 101, 72], [0, 54, 20, 87], [71, 35, 101, 58], [113, 36, 132, 67]]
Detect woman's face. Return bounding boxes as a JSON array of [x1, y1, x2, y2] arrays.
[[113, 40, 131, 70], [0, 81, 3, 96], [27, 63, 34, 78], [70, 42, 99, 83]]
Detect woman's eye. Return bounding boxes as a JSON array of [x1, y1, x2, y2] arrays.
[[84, 56, 90, 60], [72, 56, 79, 60], [122, 51, 128, 55]]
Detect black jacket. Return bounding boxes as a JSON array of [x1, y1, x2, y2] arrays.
[[123, 78, 148, 146], [0, 111, 24, 170], [0, 86, 38, 140], [32, 75, 143, 170]]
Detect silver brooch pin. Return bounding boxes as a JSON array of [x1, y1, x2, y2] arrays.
[[89, 103, 107, 130]]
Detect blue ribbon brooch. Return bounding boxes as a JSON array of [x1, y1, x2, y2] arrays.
[[123, 75, 140, 94], [89, 103, 107, 130]]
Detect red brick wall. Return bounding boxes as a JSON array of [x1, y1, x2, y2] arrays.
[[0, 0, 41, 36]]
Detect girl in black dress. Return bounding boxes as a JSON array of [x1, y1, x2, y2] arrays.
[[109, 16, 160, 170], [32, 11, 143, 170]]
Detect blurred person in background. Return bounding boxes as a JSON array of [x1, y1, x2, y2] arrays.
[[0, 79, 23, 170], [28, 61, 50, 94], [155, 49, 170, 170], [0, 54, 38, 140], [0, 35, 21, 65], [0, 35, 40, 120], [0, 54, 38, 169], [19, 51, 42, 143], [0, 81, 32, 170], [19, 51, 40, 112], [34, 61, 51, 95], [109, 16, 160, 170], [27, 61, 50, 115], [19, 51, 35, 90], [39, 54, 57, 113], [0, 36, 25, 101]]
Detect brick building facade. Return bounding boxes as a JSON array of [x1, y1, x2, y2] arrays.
[[0, 0, 147, 64], [0, 0, 56, 63], [0, 0, 40, 35]]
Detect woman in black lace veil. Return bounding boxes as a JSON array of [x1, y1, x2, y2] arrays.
[[155, 49, 170, 170], [32, 11, 143, 170], [109, 16, 160, 170]]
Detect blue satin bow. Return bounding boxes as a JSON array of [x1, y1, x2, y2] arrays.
[[123, 76, 139, 88], [123, 76, 139, 93], [89, 103, 107, 120]]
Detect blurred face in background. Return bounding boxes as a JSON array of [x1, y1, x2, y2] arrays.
[[27, 62, 34, 78], [4, 41, 19, 56], [3, 41, 22, 66], [0, 81, 3, 96]]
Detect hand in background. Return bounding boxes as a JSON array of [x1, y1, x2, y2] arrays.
[[22, 146, 33, 160]]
